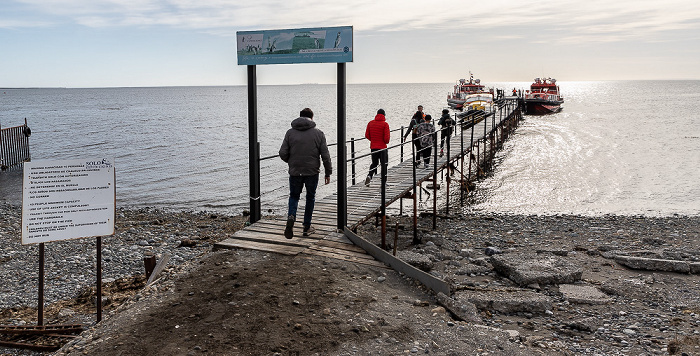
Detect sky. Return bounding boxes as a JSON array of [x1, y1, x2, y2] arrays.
[[1, 0, 699, 87]]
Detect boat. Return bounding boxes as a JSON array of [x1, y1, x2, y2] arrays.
[[523, 77, 563, 115], [447, 73, 494, 111]]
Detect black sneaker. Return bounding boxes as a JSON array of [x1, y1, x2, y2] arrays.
[[364, 176, 371, 187], [302, 225, 316, 237], [284, 215, 295, 239]]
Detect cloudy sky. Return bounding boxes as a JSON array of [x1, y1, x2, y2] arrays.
[[1, 0, 699, 87]]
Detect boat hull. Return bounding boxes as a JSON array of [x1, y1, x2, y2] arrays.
[[524, 99, 563, 115]]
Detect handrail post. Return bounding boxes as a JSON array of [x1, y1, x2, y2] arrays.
[[400, 126, 405, 162], [380, 152, 387, 249], [460, 114, 464, 207], [432, 131, 437, 230], [446, 125, 451, 215], [350, 138, 356, 185], [412, 139, 419, 244]]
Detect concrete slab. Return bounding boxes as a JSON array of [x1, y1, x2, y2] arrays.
[[455, 289, 552, 314], [559, 284, 612, 305], [615, 255, 691, 273], [489, 253, 582, 286]]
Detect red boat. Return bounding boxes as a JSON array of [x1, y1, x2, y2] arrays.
[[447, 73, 494, 110], [524, 78, 563, 115]]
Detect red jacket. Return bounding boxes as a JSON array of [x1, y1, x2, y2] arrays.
[[365, 114, 390, 149]]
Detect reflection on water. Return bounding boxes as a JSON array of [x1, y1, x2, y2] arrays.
[[464, 81, 700, 216], [1, 82, 698, 216]]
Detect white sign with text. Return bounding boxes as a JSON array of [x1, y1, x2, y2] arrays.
[[22, 158, 115, 244]]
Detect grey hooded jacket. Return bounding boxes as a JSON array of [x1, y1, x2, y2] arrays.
[[279, 117, 332, 177]]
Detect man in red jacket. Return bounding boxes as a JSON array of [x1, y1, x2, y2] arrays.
[[364, 109, 390, 187]]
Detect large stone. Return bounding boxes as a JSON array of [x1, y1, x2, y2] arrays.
[[456, 289, 552, 314], [489, 253, 582, 286], [559, 284, 612, 305], [396, 251, 434, 272], [436, 292, 481, 322], [615, 255, 690, 273]]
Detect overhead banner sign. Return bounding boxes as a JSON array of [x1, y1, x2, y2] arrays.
[[237, 26, 353, 65], [22, 158, 116, 245]]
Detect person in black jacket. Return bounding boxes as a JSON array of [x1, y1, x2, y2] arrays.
[[279, 108, 332, 239], [438, 109, 455, 157], [402, 105, 425, 165]]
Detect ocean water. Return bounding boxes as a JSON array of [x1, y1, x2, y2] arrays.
[[1, 81, 698, 217]]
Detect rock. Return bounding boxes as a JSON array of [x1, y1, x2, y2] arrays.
[[484, 247, 502, 256], [396, 251, 434, 272], [615, 255, 690, 273], [456, 289, 553, 314], [567, 317, 600, 332], [559, 284, 612, 305], [489, 253, 582, 286], [436, 292, 480, 322]]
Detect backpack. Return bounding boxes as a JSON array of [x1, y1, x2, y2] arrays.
[[416, 122, 434, 147]]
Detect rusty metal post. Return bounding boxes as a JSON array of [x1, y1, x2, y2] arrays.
[[432, 131, 437, 230], [393, 222, 399, 256], [412, 141, 419, 244], [144, 253, 156, 280]]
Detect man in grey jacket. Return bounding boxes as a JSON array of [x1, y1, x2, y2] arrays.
[[279, 108, 332, 239]]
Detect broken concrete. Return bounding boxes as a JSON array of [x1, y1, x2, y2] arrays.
[[615, 255, 691, 273], [489, 253, 582, 286], [455, 289, 552, 314], [436, 292, 481, 322], [396, 251, 434, 272], [559, 284, 612, 305]]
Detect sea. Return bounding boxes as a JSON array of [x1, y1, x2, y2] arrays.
[[1, 81, 698, 217]]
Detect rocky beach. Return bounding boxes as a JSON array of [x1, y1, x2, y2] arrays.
[[1, 200, 700, 355]]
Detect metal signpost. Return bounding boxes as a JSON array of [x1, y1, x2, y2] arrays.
[[237, 26, 353, 230], [22, 158, 116, 324]]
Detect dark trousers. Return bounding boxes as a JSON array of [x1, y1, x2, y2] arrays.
[[440, 130, 451, 149], [412, 134, 422, 162], [418, 144, 432, 165], [287, 174, 319, 228], [368, 149, 388, 181]]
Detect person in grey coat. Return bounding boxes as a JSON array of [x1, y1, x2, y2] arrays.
[[279, 108, 332, 239]]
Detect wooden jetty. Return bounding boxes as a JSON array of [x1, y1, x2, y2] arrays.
[[216, 99, 523, 269]]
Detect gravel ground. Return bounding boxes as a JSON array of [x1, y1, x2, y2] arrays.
[[2, 199, 700, 355]]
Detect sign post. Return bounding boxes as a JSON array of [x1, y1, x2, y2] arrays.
[[237, 26, 353, 230], [22, 158, 116, 324]]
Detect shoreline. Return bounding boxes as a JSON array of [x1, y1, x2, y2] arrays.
[[2, 203, 700, 354]]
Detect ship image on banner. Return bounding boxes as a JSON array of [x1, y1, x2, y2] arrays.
[[237, 26, 353, 65]]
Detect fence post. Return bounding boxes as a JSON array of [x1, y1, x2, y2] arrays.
[[412, 140, 419, 244], [432, 131, 437, 230], [350, 138, 356, 185], [400, 126, 405, 163]]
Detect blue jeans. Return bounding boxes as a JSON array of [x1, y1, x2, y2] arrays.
[[287, 174, 319, 228]]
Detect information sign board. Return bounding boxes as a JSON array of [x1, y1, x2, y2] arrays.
[[22, 158, 115, 244], [237, 26, 353, 65]]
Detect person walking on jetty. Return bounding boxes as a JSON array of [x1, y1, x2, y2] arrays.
[[279, 108, 332, 239], [402, 105, 425, 165], [416, 114, 436, 169], [438, 109, 455, 157], [364, 109, 390, 187]]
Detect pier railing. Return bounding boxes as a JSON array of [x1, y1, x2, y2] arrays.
[[0, 118, 31, 172], [250, 97, 523, 243]]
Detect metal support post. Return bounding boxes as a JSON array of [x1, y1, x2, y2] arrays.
[[337, 63, 347, 231], [247, 65, 261, 223]]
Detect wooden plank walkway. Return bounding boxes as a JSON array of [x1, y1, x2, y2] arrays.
[[215, 130, 475, 266]]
